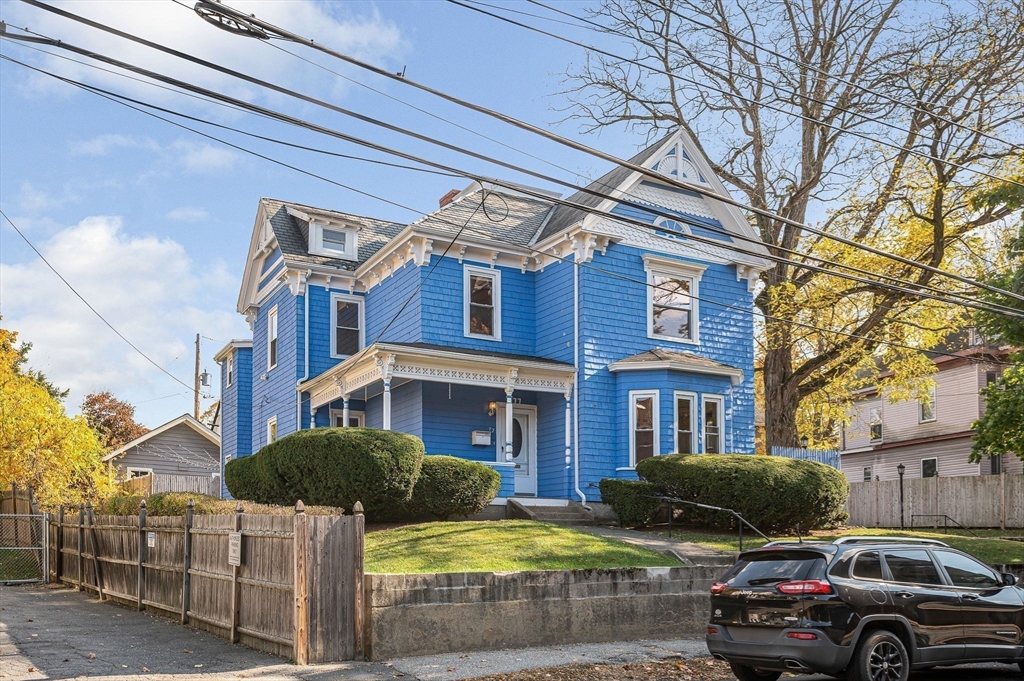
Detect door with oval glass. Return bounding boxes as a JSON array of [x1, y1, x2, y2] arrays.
[[496, 404, 537, 496]]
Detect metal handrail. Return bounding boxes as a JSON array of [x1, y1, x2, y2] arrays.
[[649, 495, 771, 552], [910, 514, 979, 537]]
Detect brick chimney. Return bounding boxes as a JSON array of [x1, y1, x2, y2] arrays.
[[438, 189, 460, 208]]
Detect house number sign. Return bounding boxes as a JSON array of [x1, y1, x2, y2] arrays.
[[228, 531, 242, 566]]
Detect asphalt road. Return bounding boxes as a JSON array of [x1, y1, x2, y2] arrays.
[[1, 585, 1020, 681]]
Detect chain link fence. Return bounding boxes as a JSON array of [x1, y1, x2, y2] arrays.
[[0, 513, 47, 583]]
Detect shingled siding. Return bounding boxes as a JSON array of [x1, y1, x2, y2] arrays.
[[534, 259, 575, 363], [367, 260, 422, 343], [252, 284, 300, 450], [219, 346, 252, 498], [419, 256, 536, 356], [420, 383, 534, 463], [536, 391, 571, 498], [577, 241, 756, 499]]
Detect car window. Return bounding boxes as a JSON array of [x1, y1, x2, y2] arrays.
[[852, 551, 884, 580], [883, 550, 944, 585], [727, 554, 826, 586], [934, 551, 1000, 589]]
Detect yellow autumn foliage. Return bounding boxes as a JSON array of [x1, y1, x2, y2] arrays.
[[0, 327, 115, 508]]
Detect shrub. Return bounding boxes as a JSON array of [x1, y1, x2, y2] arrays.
[[598, 479, 662, 528], [408, 455, 501, 520], [244, 427, 424, 519], [636, 454, 849, 533], [97, 494, 145, 515], [96, 492, 343, 516], [224, 455, 272, 503]]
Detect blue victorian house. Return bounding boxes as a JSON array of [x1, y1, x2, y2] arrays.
[[217, 130, 769, 505]]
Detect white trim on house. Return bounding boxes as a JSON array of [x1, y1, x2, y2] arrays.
[[329, 409, 365, 427], [629, 389, 660, 468], [608, 356, 743, 386], [919, 385, 937, 423], [329, 292, 366, 359], [673, 390, 697, 454], [267, 416, 278, 444], [267, 305, 279, 371], [214, 339, 252, 363], [464, 264, 502, 341], [102, 414, 220, 462], [643, 254, 706, 345], [701, 393, 725, 454], [921, 456, 938, 478], [125, 467, 153, 478]]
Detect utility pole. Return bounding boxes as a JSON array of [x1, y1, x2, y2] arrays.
[[194, 333, 201, 419]]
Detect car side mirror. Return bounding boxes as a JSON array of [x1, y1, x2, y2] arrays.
[[1002, 573, 1018, 587]]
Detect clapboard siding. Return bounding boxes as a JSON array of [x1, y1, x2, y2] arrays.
[[111, 422, 219, 477], [841, 436, 980, 482]]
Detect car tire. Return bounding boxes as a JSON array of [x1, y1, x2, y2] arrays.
[[728, 664, 782, 681], [848, 630, 910, 681]]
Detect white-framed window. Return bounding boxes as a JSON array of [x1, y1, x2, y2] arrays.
[[655, 217, 691, 237], [673, 391, 697, 454], [644, 255, 706, 344], [226, 355, 234, 388], [919, 386, 936, 423], [629, 390, 660, 467], [869, 407, 882, 441], [330, 293, 365, 359], [267, 306, 279, 371], [267, 416, 278, 444], [309, 221, 358, 260], [922, 457, 938, 478], [126, 467, 153, 479], [863, 466, 872, 482], [702, 394, 724, 454], [330, 409, 365, 428], [464, 264, 501, 341]]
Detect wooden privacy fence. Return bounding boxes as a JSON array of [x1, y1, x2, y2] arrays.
[[48, 500, 364, 662], [847, 473, 1024, 529], [124, 473, 218, 497]]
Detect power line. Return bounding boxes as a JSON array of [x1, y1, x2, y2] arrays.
[[6, 57, 1009, 373], [2, 44, 1019, 323], [0, 209, 200, 395]]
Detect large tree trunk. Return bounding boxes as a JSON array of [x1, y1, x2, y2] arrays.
[[762, 323, 800, 450]]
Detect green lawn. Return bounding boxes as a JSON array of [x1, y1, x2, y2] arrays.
[[365, 520, 682, 573], [660, 526, 1024, 565]]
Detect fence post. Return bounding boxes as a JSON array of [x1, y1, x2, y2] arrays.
[[293, 501, 309, 664], [137, 500, 147, 611], [86, 503, 104, 600], [230, 502, 243, 644], [12, 482, 19, 547], [181, 499, 194, 624], [43, 511, 50, 584], [353, 501, 365, 661], [1000, 472, 1006, 531], [77, 504, 85, 592], [55, 507, 64, 584]]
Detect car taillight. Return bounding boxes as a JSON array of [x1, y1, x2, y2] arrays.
[[777, 580, 833, 595], [786, 632, 818, 640], [710, 582, 727, 594], [707, 627, 719, 635]]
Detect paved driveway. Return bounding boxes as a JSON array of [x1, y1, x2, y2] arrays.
[[1, 585, 1020, 681]]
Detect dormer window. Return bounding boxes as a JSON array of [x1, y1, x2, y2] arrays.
[[308, 219, 359, 260], [652, 142, 708, 184]]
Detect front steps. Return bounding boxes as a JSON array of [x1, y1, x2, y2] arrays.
[[507, 498, 594, 525]]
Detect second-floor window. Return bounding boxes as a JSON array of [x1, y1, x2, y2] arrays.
[[226, 355, 233, 388], [869, 407, 882, 441], [919, 386, 936, 423], [644, 256, 705, 344], [330, 294, 364, 358], [267, 306, 278, 370], [464, 265, 501, 340]]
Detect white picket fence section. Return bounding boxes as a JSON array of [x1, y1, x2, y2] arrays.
[[846, 473, 1024, 528], [771, 446, 841, 469]]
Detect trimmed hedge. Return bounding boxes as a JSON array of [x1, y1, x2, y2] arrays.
[[635, 454, 849, 532], [97, 493, 343, 516], [598, 479, 661, 528], [226, 427, 424, 520], [408, 455, 501, 520]]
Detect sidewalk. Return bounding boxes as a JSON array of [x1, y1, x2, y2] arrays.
[[572, 526, 736, 565], [0, 585, 708, 681]]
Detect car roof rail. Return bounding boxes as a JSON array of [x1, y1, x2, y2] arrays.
[[832, 536, 949, 547]]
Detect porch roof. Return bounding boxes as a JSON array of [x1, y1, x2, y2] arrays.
[[608, 348, 744, 385], [301, 342, 576, 410]]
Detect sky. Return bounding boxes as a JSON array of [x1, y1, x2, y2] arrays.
[[0, 0, 645, 427]]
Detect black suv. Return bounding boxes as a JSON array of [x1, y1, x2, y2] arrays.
[[706, 537, 1024, 681]]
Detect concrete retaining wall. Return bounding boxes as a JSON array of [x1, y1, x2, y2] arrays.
[[366, 566, 719, 660]]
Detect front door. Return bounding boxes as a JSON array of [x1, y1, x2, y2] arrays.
[[497, 405, 537, 496]]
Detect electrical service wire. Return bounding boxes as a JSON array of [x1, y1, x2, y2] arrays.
[[16, 0, 1024, 309], [1, 37, 1020, 325], [0, 54, 1012, 373]]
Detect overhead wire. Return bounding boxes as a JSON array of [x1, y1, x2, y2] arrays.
[[2, 54, 1012, 371], [16, 0, 1024, 307]]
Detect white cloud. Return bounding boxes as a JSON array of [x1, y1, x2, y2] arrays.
[[71, 134, 160, 156], [165, 206, 209, 222], [16, 182, 59, 213], [0, 215, 248, 426], [4, 0, 405, 111], [172, 141, 238, 173]]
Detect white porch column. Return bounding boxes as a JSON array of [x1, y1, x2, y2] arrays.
[[376, 353, 396, 431], [342, 397, 350, 427], [504, 387, 514, 462], [383, 380, 392, 431], [564, 392, 572, 468], [309, 407, 317, 430]]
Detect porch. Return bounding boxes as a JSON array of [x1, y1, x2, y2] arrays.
[[299, 342, 577, 498]]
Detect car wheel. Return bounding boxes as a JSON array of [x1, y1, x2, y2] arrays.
[[848, 630, 909, 681], [728, 664, 782, 681]]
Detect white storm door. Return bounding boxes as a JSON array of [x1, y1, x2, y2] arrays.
[[496, 405, 537, 496]]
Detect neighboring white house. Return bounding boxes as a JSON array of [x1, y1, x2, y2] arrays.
[[840, 337, 1020, 483], [103, 414, 221, 495]]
